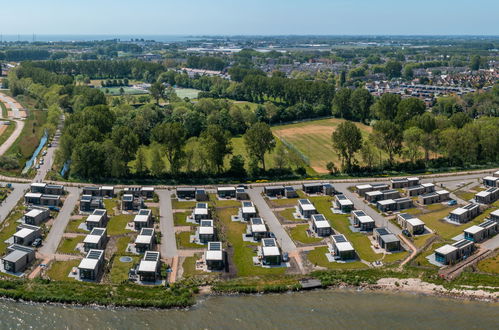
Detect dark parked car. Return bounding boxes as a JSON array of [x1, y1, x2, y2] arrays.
[[402, 229, 411, 237], [32, 238, 42, 247]]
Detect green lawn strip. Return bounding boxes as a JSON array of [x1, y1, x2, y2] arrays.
[[6, 110, 47, 164], [176, 231, 204, 249], [266, 197, 299, 208], [278, 208, 301, 221], [171, 199, 197, 209], [0, 205, 25, 255], [115, 236, 135, 255], [454, 190, 475, 201], [0, 277, 194, 308], [65, 218, 87, 233], [217, 207, 285, 276], [288, 224, 323, 244], [382, 251, 408, 263], [413, 234, 436, 248], [57, 236, 85, 254], [0, 101, 7, 117], [182, 253, 210, 277], [307, 247, 368, 270], [0, 121, 16, 146], [149, 206, 159, 220], [103, 199, 118, 216], [107, 214, 134, 236], [174, 211, 196, 226], [419, 206, 490, 240], [109, 255, 141, 284], [477, 254, 499, 275], [46, 260, 80, 281], [413, 241, 447, 268], [311, 196, 383, 262]]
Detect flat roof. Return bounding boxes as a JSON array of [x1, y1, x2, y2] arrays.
[[407, 218, 425, 226], [265, 185, 285, 190], [78, 258, 99, 270], [483, 176, 498, 181], [138, 260, 158, 273], [177, 187, 196, 192], [31, 183, 47, 188], [262, 245, 280, 256], [206, 250, 223, 261], [453, 239, 473, 248], [199, 226, 214, 235], [87, 214, 105, 223], [135, 235, 153, 244], [84, 234, 102, 244], [3, 250, 28, 263], [242, 206, 256, 214], [298, 199, 316, 211], [336, 241, 354, 252], [25, 209, 46, 217], [464, 225, 484, 235], [476, 190, 490, 197], [436, 190, 449, 195], [92, 209, 106, 216], [218, 186, 236, 191], [381, 234, 399, 244], [378, 199, 395, 205], [122, 194, 134, 201], [366, 190, 383, 196], [490, 209, 499, 217], [356, 184, 372, 190], [14, 228, 35, 239], [352, 210, 367, 217], [134, 214, 150, 223], [435, 244, 458, 255], [25, 192, 42, 198]]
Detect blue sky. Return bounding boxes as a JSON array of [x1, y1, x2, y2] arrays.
[[2, 0, 498, 35]]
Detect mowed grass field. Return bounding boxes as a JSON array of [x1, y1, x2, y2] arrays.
[[272, 118, 373, 174]]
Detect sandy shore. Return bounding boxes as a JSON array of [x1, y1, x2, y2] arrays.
[[373, 278, 498, 302]]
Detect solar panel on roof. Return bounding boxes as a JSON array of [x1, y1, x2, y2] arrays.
[[376, 228, 390, 236], [251, 218, 263, 224], [209, 242, 221, 250], [299, 199, 311, 204], [453, 240, 472, 248], [144, 252, 159, 261], [337, 195, 346, 200], [263, 238, 276, 247], [87, 250, 102, 259], [92, 228, 105, 235], [333, 235, 347, 243], [243, 201, 252, 207], [313, 214, 326, 221], [201, 220, 212, 226], [142, 228, 154, 235]]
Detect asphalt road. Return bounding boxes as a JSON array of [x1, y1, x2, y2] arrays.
[[248, 188, 297, 253], [0, 183, 29, 224], [39, 186, 79, 255], [157, 189, 177, 258], [34, 118, 62, 182]]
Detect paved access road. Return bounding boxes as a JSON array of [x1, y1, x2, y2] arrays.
[[0, 183, 29, 224], [0, 120, 24, 156], [157, 189, 177, 258], [248, 188, 297, 253], [39, 187, 79, 255]]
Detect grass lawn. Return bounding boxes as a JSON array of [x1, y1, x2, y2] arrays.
[[171, 199, 197, 209], [307, 247, 368, 270], [107, 214, 134, 236], [454, 190, 475, 201], [288, 224, 323, 244], [115, 236, 134, 255], [181, 253, 210, 277], [477, 254, 499, 275], [109, 255, 140, 284], [6, 110, 47, 170], [46, 260, 80, 281], [57, 236, 85, 254], [176, 231, 204, 249], [382, 251, 408, 263], [0, 204, 25, 255], [65, 218, 87, 233], [149, 206, 160, 219], [413, 234, 435, 249], [310, 196, 384, 262], [99, 86, 148, 96], [413, 241, 446, 268], [0, 121, 16, 147], [418, 206, 491, 240], [266, 197, 299, 208], [174, 88, 200, 99], [104, 199, 118, 216], [217, 207, 286, 276], [278, 208, 300, 222], [272, 118, 374, 174], [174, 211, 196, 226]]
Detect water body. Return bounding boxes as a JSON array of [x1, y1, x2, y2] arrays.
[[0, 35, 204, 42], [0, 290, 497, 329]]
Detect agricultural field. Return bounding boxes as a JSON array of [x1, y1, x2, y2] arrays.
[[272, 118, 374, 174]]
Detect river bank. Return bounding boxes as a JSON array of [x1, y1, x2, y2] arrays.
[[0, 287, 497, 329]]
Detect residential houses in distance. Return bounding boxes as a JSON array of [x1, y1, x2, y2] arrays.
[[176, 187, 208, 201], [205, 241, 225, 271], [351, 210, 375, 231], [78, 249, 105, 281], [329, 234, 356, 260], [264, 185, 298, 198], [373, 227, 401, 252], [310, 214, 332, 237], [474, 187, 499, 204], [434, 239, 475, 265], [377, 197, 413, 212], [397, 213, 425, 235], [448, 203, 480, 224]]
